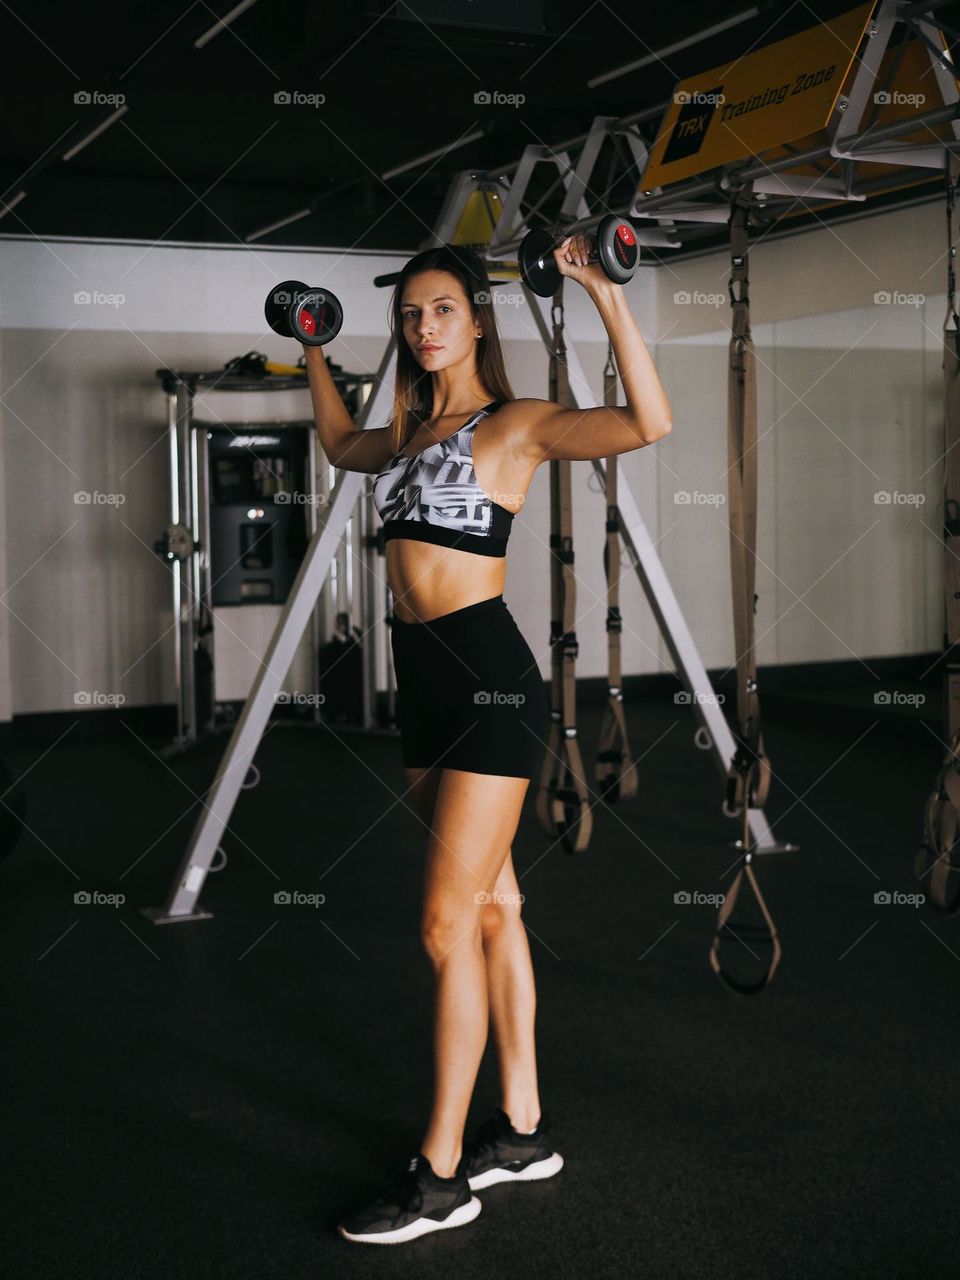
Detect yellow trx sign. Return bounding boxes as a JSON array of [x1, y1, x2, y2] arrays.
[[642, 2, 876, 188]]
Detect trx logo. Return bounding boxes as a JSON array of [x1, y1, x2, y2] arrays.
[[662, 84, 724, 165]]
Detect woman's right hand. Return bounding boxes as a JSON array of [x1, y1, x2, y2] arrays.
[[553, 233, 609, 293]]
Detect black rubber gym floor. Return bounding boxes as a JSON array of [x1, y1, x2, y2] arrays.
[[2, 679, 953, 1279]]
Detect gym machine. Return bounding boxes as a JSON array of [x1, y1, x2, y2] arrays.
[[152, 360, 379, 756]]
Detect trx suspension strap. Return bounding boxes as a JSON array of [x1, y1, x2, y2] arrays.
[[710, 180, 781, 994], [724, 179, 772, 817], [535, 279, 593, 854], [595, 339, 639, 804], [709, 802, 783, 995], [915, 150, 960, 914]]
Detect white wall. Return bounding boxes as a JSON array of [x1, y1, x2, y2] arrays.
[[654, 199, 942, 670], [0, 202, 944, 720]]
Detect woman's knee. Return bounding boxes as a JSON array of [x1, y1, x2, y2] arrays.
[[480, 893, 523, 944], [420, 904, 482, 964]]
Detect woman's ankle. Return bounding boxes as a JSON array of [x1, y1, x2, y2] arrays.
[[502, 1101, 541, 1132], [421, 1146, 462, 1179]]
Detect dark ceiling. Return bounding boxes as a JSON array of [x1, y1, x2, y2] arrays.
[[0, 0, 953, 258]]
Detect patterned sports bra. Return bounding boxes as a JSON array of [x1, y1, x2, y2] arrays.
[[372, 401, 515, 558]]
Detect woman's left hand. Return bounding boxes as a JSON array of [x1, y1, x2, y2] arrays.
[[553, 232, 608, 291]]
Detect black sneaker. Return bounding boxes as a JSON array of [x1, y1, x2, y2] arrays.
[[337, 1152, 481, 1245], [458, 1107, 564, 1191]]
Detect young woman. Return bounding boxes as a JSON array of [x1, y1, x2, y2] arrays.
[[303, 235, 672, 1245]]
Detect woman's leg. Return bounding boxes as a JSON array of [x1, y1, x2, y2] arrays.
[[404, 763, 442, 834], [480, 849, 542, 1132], [406, 766, 542, 1137], [419, 767, 530, 1177]]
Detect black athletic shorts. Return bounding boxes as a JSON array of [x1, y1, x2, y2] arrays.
[[389, 594, 549, 779]]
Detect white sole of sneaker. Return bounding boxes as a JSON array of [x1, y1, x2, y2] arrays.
[[468, 1151, 564, 1191], [337, 1194, 482, 1245]]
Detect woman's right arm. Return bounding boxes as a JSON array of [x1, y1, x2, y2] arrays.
[[303, 345, 394, 474]]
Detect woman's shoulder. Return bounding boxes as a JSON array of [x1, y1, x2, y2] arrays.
[[480, 398, 554, 462], [487, 397, 554, 435]]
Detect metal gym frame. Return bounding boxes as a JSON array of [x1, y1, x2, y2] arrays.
[[143, 0, 955, 923], [153, 365, 378, 760]]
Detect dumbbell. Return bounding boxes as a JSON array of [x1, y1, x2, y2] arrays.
[[518, 215, 639, 298], [264, 279, 344, 346]]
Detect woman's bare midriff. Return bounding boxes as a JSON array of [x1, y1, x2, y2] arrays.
[[386, 410, 535, 624], [387, 541, 508, 623]]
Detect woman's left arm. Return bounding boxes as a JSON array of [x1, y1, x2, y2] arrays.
[[507, 236, 673, 465]]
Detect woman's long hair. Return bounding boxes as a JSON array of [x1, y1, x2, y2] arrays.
[[386, 245, 515, 453]]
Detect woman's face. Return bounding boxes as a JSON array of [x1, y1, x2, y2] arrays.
[[399, 269, 480, 373]]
